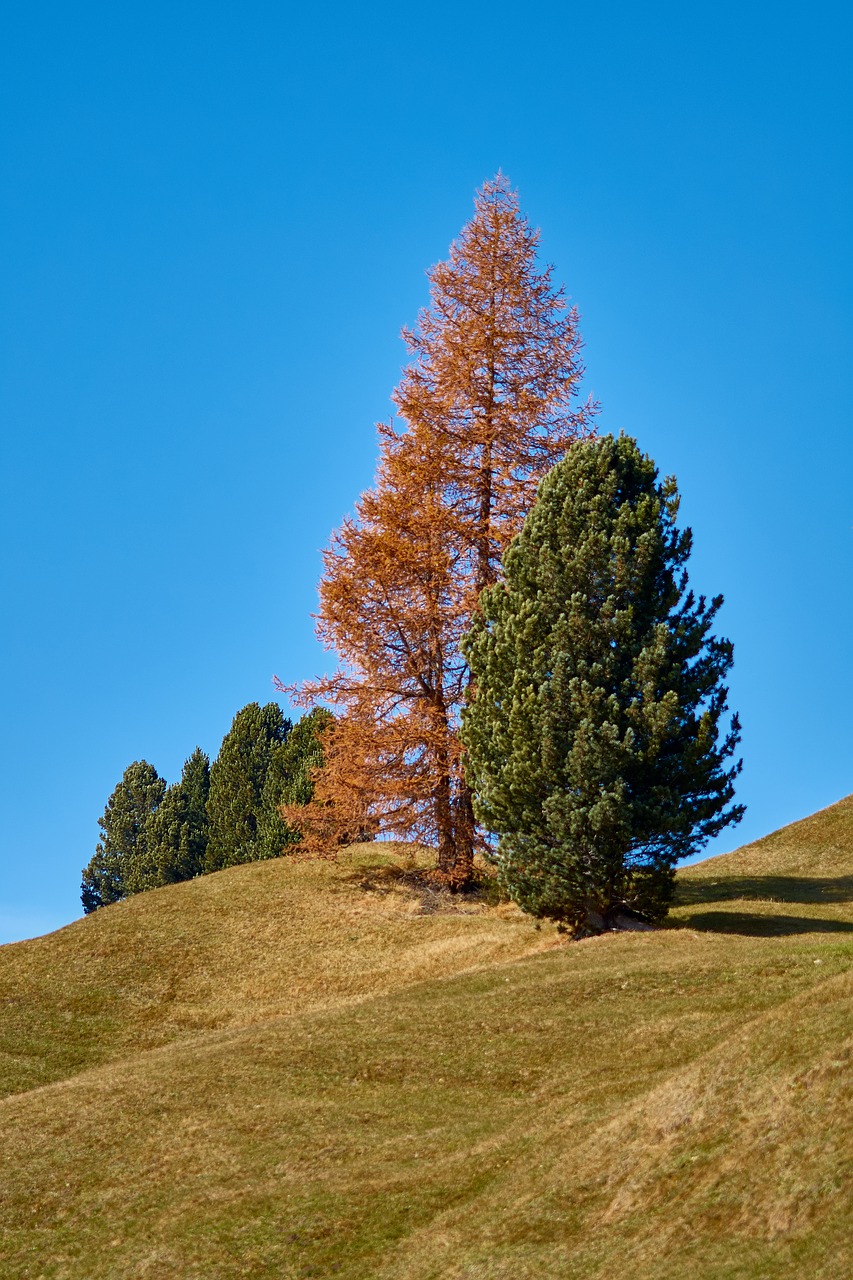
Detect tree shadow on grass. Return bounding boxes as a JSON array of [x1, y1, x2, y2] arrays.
[[339, 863, 499, 914], [672, 874, 853, 936], [673, 910, 853, 937], [674, 876, 853, 908]]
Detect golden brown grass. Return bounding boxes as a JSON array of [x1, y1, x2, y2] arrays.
[[1, 803, 851, 1278], [0, 845, 556, 1099]]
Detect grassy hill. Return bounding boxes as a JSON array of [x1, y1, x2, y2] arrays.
[[0, 848, 557, 1099], [1, 801, 851, 1279]]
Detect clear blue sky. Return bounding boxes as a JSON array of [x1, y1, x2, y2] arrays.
[[1, 2, 851, 943]]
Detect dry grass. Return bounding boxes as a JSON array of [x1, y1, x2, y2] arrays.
[[0, 804, 851, 1278], [0, 845, 555, 1099]]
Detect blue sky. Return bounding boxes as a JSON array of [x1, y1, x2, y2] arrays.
[[1, 2, 851, 943]]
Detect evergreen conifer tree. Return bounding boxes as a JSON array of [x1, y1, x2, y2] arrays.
[[80, 761, 166, 913], [204, 703, 291, 872], [261, 708, 333, 857], [131, 748, 211, 890], [461, 434, 744, 934]]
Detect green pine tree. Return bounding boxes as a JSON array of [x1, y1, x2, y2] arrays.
[[204, 703, 291, 872], [257, 707, 333, 858], [460, 433, 744, 935], [131, 748, 211, 890], [81, 761, 166, 913]]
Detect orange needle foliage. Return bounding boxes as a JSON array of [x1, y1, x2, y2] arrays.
[[283, 175, 596, 882]]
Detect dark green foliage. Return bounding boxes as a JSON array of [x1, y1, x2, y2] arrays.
[[258, 708, 333, 857], [280, 708, 333, 807], [204, 703, 292, 872], [461, 434, 744, 935], [179, 746, 212, 863], [81, 761, 166, 913], [130, 749, 211, 891], [81, 703, 332, 908]]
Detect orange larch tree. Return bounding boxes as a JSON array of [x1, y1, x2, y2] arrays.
[[284, 430, 469, 874], [283, 174, 595, 882]]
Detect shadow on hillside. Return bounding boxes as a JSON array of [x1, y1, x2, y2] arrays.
[[675, 876, 853, 908], [674, 910, 853, 937], [340, 864, 500, 914]]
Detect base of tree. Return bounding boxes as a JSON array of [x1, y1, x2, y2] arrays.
[[429, 867, 476, 892], [352, 863, 497, 915], [562, 907, 657, 939]]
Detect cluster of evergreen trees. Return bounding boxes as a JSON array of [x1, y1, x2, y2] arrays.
[[81, 704, 329, 913]]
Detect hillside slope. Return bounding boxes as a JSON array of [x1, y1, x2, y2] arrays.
[[1, 800, 851, 1279], [674, 792, 853, 935], [0, 846, 556, 1099]]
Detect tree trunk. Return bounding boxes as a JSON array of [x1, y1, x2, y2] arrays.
[[433, 751, 457, 877], [475, 437, 494, 596], [451, 781, 476, 887]]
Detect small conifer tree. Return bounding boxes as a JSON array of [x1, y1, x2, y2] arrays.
[[81, 761, 166, 913], [131, 748, 211, 890], [260, 707, 333, 857], [461, 434, 744, 934], [204, 703, 291, 871]]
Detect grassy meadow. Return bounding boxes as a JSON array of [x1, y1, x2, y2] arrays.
[[1, 800, 851, 1278]]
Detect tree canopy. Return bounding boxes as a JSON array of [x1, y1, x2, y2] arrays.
[[130, 748, 211, 891], [204, 703, 292, 872], [81, 760, 166, 913], [261, 707, 333, 857], [461, 434, 744, 934]]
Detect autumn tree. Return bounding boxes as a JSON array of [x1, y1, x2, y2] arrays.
[[460, 435, 744, 934], [283, 433, 470, 868], [287, 175, 594, 882]]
